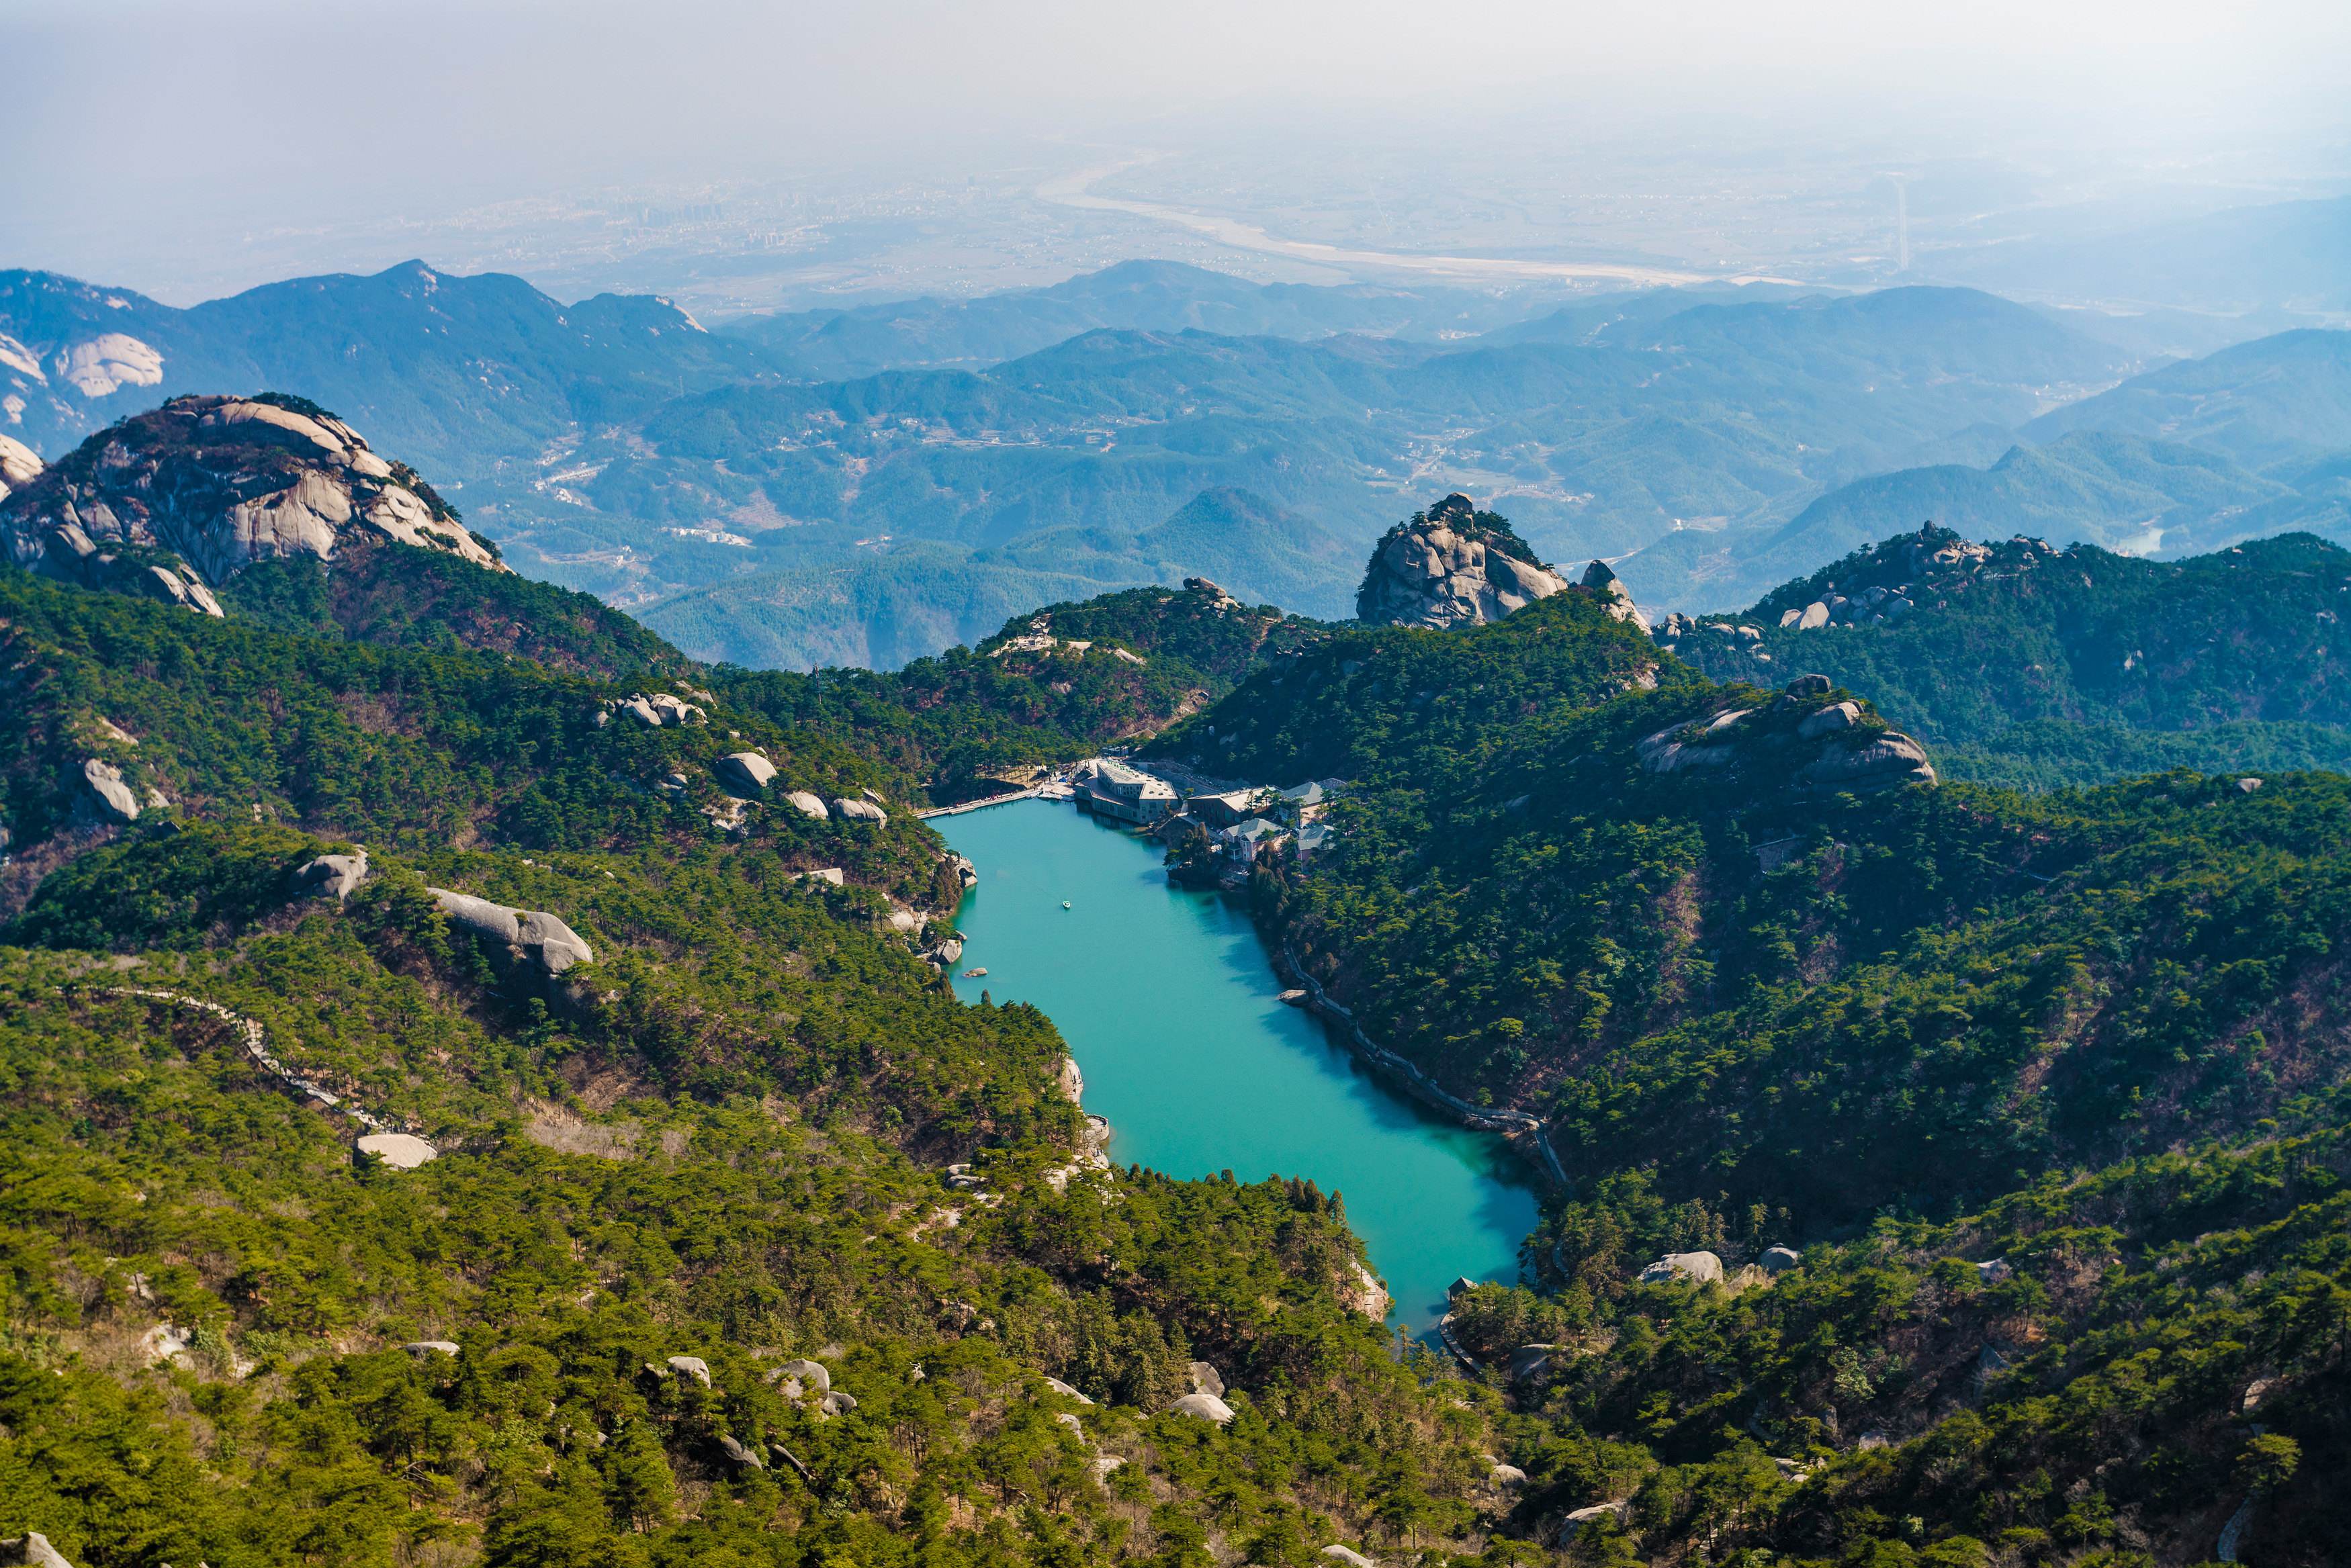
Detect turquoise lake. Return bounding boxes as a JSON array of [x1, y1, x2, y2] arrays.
[[941, 800, 1540, 1336]]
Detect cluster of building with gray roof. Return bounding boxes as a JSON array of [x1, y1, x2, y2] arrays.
[[1068, 758, 1343, 888]]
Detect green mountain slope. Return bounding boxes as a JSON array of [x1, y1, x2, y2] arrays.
[[0, 524, 1507, 1567], [1663, 526, 2351, 787], [1140, 575, 2351, 1562], [13, 393, 2351, 1562]]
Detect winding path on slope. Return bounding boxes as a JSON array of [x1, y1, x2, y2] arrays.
[[101, 986, 436, 1162]]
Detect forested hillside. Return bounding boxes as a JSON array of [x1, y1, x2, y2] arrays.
[[11, 398, 2351, 1565], [0, 542, 1519, 1567], [1663, 525, 2351, 786], [1145, 573, 2351, 1563]]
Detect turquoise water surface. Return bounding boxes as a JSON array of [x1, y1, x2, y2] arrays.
[[941, 800, 1539, 1334]]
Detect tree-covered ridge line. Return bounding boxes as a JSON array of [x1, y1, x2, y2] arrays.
[[1136, 528, 2351, 1561], [1664, 526, 2351, 789]]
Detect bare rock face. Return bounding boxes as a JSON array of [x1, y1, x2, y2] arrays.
[[1355, 494, 1569, 630], [1167, 1391, 1235, 1424], [356, 1132, 439, 1169], [1578, 559, 1651, 634], [0, 394, 502, 612], [715, 751, 778, 793], [1634, 676, 1937, 796], [1638, 1250, 1724, 1286], [0, 432, 42, 500], [80, 757, 142, 822], [0, 1531, 77, 1568], [428, 887, 595, 974], [294, 850, 370, 901]]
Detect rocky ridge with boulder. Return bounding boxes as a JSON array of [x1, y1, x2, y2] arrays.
[[0, 394, 498, 615], [1354, 494, 1570, 630], [1635, 672, 1937, 794]]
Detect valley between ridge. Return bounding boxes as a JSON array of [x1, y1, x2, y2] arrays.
[[940, 799, 1540, 1338]]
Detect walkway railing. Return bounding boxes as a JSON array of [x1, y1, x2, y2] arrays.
[[916, 786, 1047, 819]]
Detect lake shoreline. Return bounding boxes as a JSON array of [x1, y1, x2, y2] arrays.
[[940, 798, 1539, 1334]]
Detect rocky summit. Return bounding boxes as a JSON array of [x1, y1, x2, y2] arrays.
[[1353, 493, 1569, 629], [0, 393, 500, 616]]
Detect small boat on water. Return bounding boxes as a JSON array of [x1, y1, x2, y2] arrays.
[[1062, 901, 1072, 909], [961, 967, 988, 978]]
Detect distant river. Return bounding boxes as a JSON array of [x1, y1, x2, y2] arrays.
[[941, 800, 1540, 1336]]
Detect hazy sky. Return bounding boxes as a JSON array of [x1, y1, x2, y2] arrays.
[[4, 0, 2346, 296]]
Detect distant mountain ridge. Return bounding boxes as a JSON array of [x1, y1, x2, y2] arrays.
[[715, 258, 1568, 377], [13, 252, 2346, 672], [1626, 329, 2351, 610]]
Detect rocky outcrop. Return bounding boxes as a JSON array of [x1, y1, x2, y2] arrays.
[[786, 790, 830, 820], [777, 1357, 832, 1395], [294, 850, 370, 901], [428, 888, 595, 974], [665, 1354, 713, 1387], [1799, 732, 1936, 793], [603, 692, 706, 729], [79, 757, 142, 822], [1634, 676, 1937, 795], [1760, 1245, 1802, 1275], [357, 1132, 439, 1169], [715, 751, 777, 792], [1184, 575, 1241, 611], [1579, 559, 1651, 633], [0, 1532, 76, 1568], [1355, 494, 1568, 629], [1638, 1250, 1724, 1285], [1167, 1391, 1235, 1424], [0, 432, 41, 501], [832, 797, 888, 825], [0, 396, 502, 613], [403, 1340, 460, 1357]]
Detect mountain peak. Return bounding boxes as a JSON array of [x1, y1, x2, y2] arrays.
[[1354, 495, 1570, 629], [1, 393, 501, 616]]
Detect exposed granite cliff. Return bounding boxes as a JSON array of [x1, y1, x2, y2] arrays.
[[1355, 494, 1570, 629], [0, 394, 502, 614]]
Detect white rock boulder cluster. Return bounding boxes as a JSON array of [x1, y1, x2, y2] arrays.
[[1356, 494, 1570, 630], [1635, 674, 1937, 794], [1166, 1360, 1235, 1424], [0, 395, 502, 610], [1779, 579, 1916, 631], [428, 887, 595, 974], [598, 692, 707, 729]]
